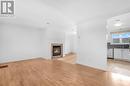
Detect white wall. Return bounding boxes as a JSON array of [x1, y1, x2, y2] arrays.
[[64, 32, 72, 54], [0, 24, 44, 63], [64, 32, 78, 55], [43, 28, 66, 57], [0, 22, 73, 63], [77, 18, 107, 70], [107, 31, 112, 43], [0, 0, 75, 63]]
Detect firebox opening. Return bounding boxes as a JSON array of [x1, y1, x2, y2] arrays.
[[51, 43, 63, 59]]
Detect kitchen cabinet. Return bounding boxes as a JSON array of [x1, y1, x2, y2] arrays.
[[114, 49, 130, 60], [107, 49, 113, 58], [122, 49, 130, 60], [114, 49, 122, 59], [107, 43, 130, 61]]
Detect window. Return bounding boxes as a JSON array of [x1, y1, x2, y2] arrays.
[[113, 38, 120, 43], [112, 34, 120, 43], [112, 32, 130, 43]]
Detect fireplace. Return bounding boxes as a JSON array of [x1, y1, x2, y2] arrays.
[[51, 43, 63, 59]]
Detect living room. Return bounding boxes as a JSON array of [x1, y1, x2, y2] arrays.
[[0, 0, 130, 86]]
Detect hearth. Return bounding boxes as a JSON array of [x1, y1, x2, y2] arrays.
[[51, 43, 63, 59]]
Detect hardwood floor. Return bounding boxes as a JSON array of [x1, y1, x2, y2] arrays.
[[59, 54, 130, 77], [0, 58, 130, 86], [107, 59, 130, 76], [57, 53, 77, 64]]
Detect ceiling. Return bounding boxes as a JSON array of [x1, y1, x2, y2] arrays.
[[0, 0, 130, 30], [41, 0, 130, 23], [107, 13, 130, 32]]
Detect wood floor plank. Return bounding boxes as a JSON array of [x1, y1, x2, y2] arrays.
[[0, 58, 130, 86]]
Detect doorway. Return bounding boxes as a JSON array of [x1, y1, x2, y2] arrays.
[[106, 13, 130, 76]]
